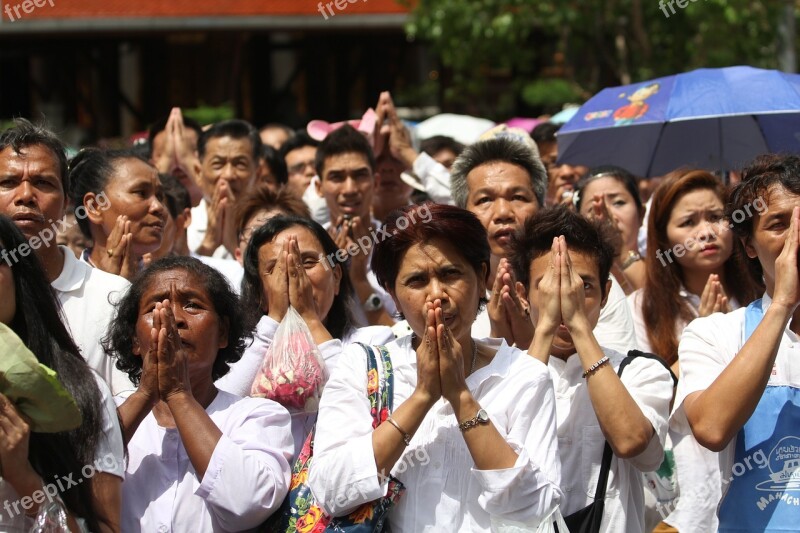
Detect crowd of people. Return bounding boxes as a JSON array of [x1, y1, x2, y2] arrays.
[[0, 89, 798, 533]]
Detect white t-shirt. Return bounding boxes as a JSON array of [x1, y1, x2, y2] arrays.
[[52, 246, 134, 395], [671, 293, 800, 527], [187, 198, 233, 260], [472, 274, 637, 355], [549, 347, 673, 533], [118, 390, 294, 533], [628, 287, 740, 531], [309, 336, 563, 532], [0, 374, 124, 532], [216, 315, 394, 453]]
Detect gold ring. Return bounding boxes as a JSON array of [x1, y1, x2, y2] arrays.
[[107, 249, 114, 258]]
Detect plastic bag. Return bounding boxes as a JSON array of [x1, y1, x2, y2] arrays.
[[29, 498, 88, 533], [250, 306, 328, 414]]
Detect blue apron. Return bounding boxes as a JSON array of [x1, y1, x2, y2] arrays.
[[718, 300, 800, 532]]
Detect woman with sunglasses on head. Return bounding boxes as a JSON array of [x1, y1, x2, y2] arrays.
[[574, 166, 647, 294], [217, 214, 394, 452], [0, 215, 123, 532]]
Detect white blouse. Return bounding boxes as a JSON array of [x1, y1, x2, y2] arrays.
[[118, 390, 294, 533], [549, 347, 673, 533], [308, 335, 562, 532], [216, 315, 395, 453]]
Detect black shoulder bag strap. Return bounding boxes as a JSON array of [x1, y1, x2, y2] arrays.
[[593, 350, 676, 497]]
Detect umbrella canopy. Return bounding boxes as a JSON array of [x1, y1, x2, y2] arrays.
[[415, 113, 496, 145], [558, 66, 800, 177]]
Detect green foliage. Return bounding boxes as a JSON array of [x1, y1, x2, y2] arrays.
[[403, 0, 798, 117], [182, 103, 235, 126]]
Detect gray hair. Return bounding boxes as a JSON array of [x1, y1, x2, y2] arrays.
[[450, 137, 547, 209]]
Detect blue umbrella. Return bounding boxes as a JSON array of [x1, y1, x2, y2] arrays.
[[557, 66, 800, 177]]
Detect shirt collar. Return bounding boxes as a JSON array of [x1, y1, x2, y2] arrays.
[[51, 246, 89, 293]]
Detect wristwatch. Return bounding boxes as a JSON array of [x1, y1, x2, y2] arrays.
[[458, 408, 490, 432], [363, 293, 384, 312]]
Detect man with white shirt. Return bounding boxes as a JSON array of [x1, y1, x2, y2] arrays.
[[190, 119, 261, 260], [672, 154, 800, 532], [0, 119, 134, 394], [314, 125, 395, 326], [514, 207, 673, 532], [450, 134, 637, 354]]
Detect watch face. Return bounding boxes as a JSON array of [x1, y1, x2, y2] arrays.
[[477, 409, 489, 423]]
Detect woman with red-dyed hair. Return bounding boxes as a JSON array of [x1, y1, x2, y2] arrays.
[[308, 202, 562, 532]]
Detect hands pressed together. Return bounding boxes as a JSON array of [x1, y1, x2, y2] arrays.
[[413, 299, 472, 407], [201, 178, 238, 256], [328, 215, 372, 278], [96, 215, 138, 280], [487, 258, 533, 349], [139, 288, 192, 407], [264, 235, 323, 326], [154, 107, 203, 207]]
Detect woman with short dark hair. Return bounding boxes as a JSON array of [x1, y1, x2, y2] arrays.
[[308, 203, 562, 531]]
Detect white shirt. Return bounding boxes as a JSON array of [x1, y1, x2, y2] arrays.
[[216, 315, 394, 453], [472, 275, 637, 355], [671, 293, 800, 527], [549, 347, 673, 533], [0, 374, 124, 532], [628, 287, 741, 531], [308, 336, 563, 532], [52, 246, 135, 395], [118, 390, 294, 533], [187, 198, 233, 260], [303, 177, 331, 226], [412, 152, 454, 205], [191, 253, 244, 294]]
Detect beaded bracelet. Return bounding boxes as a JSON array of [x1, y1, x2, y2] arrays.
[[386, 416, 412, 446], [582, 355, 610, 379]]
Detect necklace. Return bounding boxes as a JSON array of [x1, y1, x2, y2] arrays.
[[469, 340, 478, 376]]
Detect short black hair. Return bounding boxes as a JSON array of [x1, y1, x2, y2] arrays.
[[104, 255, 247, 384], [314, 125, 375, 179], [261, 144, 289, 185], [509, 206, 615, 300], [0, 118, 69, 195], [729, 153, 800, 240], [198, 119, 261, 161], [158, 173, 190, 219], [147, 113, 203, 158], [419, 135, 465, 158], [531, 122, 561, 145], [279, 131, 319, 167]]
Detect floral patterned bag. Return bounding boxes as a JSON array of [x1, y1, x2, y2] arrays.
[[265, 343, 405, 533]]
